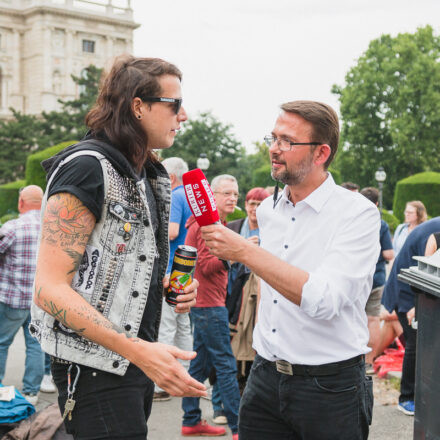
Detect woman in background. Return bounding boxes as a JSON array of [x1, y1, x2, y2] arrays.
[[393, 201, 427, 255]]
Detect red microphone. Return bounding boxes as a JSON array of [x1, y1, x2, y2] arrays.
[[182, 168, 220, 226]]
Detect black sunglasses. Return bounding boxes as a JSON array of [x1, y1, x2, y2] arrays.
[[141, 97, 182, 114]]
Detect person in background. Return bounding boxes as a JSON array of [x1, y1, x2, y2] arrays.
[[425, 231, 440, 256], [341, 181, 360, 192], [0, 185, 44, 405], [382, 216, 440, 416], [153, 157, 193, 402], [359, 187, 394, 372], [393, 201, 427, 256], [182, 175, 241, 440]]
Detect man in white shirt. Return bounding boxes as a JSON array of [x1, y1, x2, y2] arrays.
[[201, 101, 380, 439]]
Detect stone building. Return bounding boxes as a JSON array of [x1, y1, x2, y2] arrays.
[[0, 0, 139, 118]]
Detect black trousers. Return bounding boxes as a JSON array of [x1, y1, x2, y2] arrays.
[[239, 355, 373, 440], [52, 361, 154, 440], [397, 311, 417, 403]]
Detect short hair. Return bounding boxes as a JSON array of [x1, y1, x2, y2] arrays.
[[211, 174, 237, 192], [341, 182, 360, 191], [360, 187, 379, 205], [162, 157, 188, 182], [86, 54, 182, 167], [245, 187, 270, 202], [406, 200, 428, 224], [280, 100, 339, 169]]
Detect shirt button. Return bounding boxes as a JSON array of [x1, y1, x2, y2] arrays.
[[132, 291, 139, 298], [272, 329, 276, 333], [292, 217, 295, 221], [284, 245, 288, 249], [139, 255, 147, 262], [112, 361, 119, 368], [274, 299, 277, 304], [285, 201, 289, 204], [124, 324, 131, 331]]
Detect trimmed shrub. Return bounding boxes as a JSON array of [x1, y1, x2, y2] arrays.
[[0, 212, 19, 226], [0, 180, 25, 217], [381, 209, 400, 234], [25, 140, 77, 190], [226, 206, 247, 222], [393, 172, 440, 222]]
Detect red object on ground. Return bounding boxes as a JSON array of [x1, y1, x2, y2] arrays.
[[181, 419, 226, 436], [373, 338, 405, 378]]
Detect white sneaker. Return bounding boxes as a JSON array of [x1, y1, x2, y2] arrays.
[[40, 374, 57, 393], [23, 393, 38, 405]]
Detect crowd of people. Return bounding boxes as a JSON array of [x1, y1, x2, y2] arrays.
[[0, 54, 439, 440]]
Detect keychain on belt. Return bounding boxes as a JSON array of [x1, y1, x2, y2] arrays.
[[62, 364, 81, 422]]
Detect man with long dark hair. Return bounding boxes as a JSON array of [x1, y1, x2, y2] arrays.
[[31, 55, 206, 439]]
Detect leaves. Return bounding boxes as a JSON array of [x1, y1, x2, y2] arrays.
[[332, 26, 440, 207]]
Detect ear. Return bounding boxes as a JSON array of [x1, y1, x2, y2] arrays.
[[313, 144, 331, 166], [131, 97, 144, 119]]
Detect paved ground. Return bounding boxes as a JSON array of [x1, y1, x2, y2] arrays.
[[3, 329, 414, 439]]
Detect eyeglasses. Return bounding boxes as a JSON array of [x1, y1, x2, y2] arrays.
[[214, 191, 239, 199], [141, 97, 182, 114], [264, 135, 321, 152]]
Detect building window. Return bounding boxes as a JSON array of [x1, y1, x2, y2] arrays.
[[82, 39, 95, 53]]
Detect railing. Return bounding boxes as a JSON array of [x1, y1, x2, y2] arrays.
[[0, 0, 133, 19]]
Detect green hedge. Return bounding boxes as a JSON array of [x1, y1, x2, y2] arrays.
[[393, 172, 440, 222], [0, 180, 25, 218], [226, 206, 247, 222], [328, 167, 342, 184], [381, 209, 399, 233], [0, 212, 19, 226], [25, 140, 77, 190]]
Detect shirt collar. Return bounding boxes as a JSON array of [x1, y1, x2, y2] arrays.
[[280, 172, 336, 213]]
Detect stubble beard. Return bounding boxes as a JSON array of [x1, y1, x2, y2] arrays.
[[271, 153, 314, 186]]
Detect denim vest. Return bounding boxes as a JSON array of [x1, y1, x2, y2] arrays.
[[30, 150, 170, 376]]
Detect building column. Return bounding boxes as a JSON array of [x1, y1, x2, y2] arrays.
[[65, 29, 75, 97]]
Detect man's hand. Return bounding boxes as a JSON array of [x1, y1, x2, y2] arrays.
[[132, 340, 207, 397], [201, 224, 252, 261], [163, 276, 199, 314]]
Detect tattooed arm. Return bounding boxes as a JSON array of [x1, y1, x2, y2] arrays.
[[35, 192, 205, 397]]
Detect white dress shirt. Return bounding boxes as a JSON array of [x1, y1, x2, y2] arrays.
[[253, 174, 380, 365]]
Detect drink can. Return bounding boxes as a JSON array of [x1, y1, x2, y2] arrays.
[[166, 245, 198, 306]]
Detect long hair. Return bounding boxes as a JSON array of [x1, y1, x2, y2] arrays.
[[86, 55, 182, 168], [406, 200, 428, 224]]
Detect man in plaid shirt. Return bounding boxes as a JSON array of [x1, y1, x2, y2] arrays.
[[0, 185, 44, 405]]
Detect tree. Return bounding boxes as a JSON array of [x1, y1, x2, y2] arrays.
[[161, 111, 247, 191], [332, 26, 440, 207], [0, 66, 102, 184]]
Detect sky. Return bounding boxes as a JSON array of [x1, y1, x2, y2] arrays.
[[131, 0, 440, 152]]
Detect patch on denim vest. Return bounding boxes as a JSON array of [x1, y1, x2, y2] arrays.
[[72, 245, 101, 294]]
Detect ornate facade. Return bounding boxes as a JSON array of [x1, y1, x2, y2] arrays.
[[0, 0, 138, 118]]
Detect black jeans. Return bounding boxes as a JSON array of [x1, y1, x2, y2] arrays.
[[239, 355, 373, 440], [52, 361, 154, 440], [397, 311, 417, 403]]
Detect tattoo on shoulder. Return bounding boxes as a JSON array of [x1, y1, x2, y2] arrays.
[[42, 193, 95, 249]]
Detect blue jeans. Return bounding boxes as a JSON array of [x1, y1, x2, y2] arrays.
[[239, 355, 373, 440], [182, 307, 240, 434], [0, 302, 44, 394]]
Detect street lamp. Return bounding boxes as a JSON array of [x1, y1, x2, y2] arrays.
[[197, 153, 210, 171], [375, 166, 387, 213]]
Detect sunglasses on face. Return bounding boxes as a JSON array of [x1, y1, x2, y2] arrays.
[[141, 96, 182, 114]]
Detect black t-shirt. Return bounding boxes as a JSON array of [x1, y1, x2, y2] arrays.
[[48, 154, 162, 344]]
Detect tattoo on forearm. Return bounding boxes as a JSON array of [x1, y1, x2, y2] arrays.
[[42, 193, 94, 249], [43, 298, 86, 335], [64, 249, 84, 274]]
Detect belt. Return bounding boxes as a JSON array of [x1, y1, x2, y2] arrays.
[[50, 356, 72, 365], [274, 354, 364, 376]]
